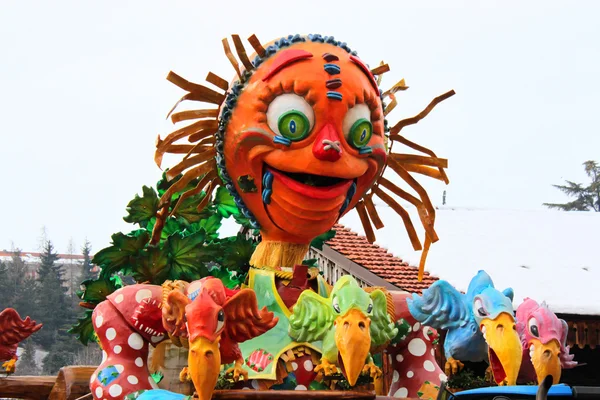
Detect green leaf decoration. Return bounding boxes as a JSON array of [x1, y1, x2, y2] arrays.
[[123, 186, 159, 227], [68, 310, 97, 346], [189, 213, 223, 241], [164, 230, 210, 281], [132, 246, 170, 284], [220, 233, 256, 271], [233, 212, 255, 231], [302, 258, 318, 268], [95, 231, 150, 278], [310, 229, 336, 250], [157, 171, 199, 202], [390, 318, 412, 345], [77, 275, 122, 304], [209, 265, 246, 289], [213, 186, 239, 218], [151, 371, 164, 384], [172, 192, 210, 223]]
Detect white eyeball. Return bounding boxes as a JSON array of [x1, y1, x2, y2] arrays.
[[342, 104, 371, 136], [266, 94, 315, 141]]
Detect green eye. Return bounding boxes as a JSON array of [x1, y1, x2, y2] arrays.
[[349, 119, 372, 148], [277, 111, 310, 141]]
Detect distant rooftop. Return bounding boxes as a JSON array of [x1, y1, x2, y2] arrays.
[[0, 251, 86, 263], [340, 204, 600, 316]]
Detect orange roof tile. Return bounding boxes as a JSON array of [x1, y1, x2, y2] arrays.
[[326, 224, 437, 294]]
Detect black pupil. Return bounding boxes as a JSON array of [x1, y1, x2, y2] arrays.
[[218, 311, 224, 321], [531, 325, 539, 337], [478, 307, 487, 316]]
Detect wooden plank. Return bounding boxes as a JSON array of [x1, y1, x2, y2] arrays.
[[0, 375, 55, 400], [567, 321, 576, 348], [587, 321, 598, 349], [576, 321, 586, 349], [48, 366, 95, 400]]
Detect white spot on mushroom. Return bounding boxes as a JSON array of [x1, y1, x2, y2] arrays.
[[291, 362, 298, 371], [395, 354, 404, 362], [106, 328, 116, 341], [135, 357, 144, 367], [393, 387, 408, 398], [114, 294, 124, 304], [114, 364, 124, 373], [108, 384, 122, 397], [408, 338, 427, 356], [295, 385, 307, 390], [413, 322, 421, 331], [431, 349, 435, 356], [392, 370, 399, 383], [95, 315, 103, 328], [101, 351, 107, 364], [303, 360, 313, 372], [128, 333, 144, 350], [424, 360, 436, 372], [151, 335, 164, 343], [423, 326, 431, 340], [135, 289, 153, 303], [407, 370, 414, 378], [95, 387, 103, 398], [90, 373, 97, 384], [439, 373, 448, 381], [113, 345, 122, 354], [127, 375, 139, 384], [251, 379, 259, 389]]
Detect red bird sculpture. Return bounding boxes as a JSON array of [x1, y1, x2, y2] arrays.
[[163, 277, 278, 400], [0, 308, 43, 374]]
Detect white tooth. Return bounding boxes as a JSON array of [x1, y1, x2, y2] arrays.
[[530, 345, 535, 352], [482, 326, 487, 335], [483, 333, 487, 341]]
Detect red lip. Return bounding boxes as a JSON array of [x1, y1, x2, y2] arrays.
[[267, 168, 353, 200]]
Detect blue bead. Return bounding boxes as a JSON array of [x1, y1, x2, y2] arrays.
[[262, 188, 272, 205], [323, 64, 341, 75], [359, 146, 373, 155], [326, 91, 343, 101]]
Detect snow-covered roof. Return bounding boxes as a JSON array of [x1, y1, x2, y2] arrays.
[[340, 205, 600, 316]]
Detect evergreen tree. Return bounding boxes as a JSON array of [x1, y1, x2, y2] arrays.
[[16, 339, 39, 376], [4, 249, 37, 318], [544, 160, 600, 211], [0, 261, 9, 307], [81, 240, 95, 281], [12, 277, 37, 320], [42, 336, 79, 375], [34, 240, 75, 349]]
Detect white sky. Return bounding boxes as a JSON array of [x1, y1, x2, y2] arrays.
[[1, 1, 599, 254]]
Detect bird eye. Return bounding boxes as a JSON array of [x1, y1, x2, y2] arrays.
[[366, 299, 373, 314], [216, 309, 225, 333], [332, 297, 341, 313], [528, 317, 539, 337], [267, 93, 314, 141], [342, 104, 372, 149], [474, 298, 489, 317]]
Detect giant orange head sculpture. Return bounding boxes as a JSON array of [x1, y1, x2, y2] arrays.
[[154, 34, 454, 278]]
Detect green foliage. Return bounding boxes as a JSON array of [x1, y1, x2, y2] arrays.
[[544, 160, 600, 212], [72, 173, 256, 344], [68, 310, 97, 346], [81, 240, 95, 281], [42, 336, 81, 375], [151, 371, 164, 384], [390, 318, 412, 346], [447, 369, 493, 390], [16, 339, 39, 376], [310, 229, 336, 250]]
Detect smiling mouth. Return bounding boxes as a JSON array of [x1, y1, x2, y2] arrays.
[[263, 164, 356, 201], [489, 347, 506, 383], [269, 167, 348, 187]]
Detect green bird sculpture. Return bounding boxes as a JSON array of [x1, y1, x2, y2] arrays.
[[288, 275, 398, 386]]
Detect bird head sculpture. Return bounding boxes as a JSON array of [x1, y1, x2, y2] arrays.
[[288, 275, 397, 386], [163, 277, 278, 400], [516, 298, 576, 384]]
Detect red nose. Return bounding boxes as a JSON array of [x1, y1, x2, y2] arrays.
[[312, 124, 342, 162]]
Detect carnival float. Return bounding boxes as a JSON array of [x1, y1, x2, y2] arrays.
[[0, 32, 578, 400]]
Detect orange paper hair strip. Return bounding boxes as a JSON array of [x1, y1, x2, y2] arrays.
[[170, 170, 217, 217], [159, 161, 216, 206], [205, 72, 229, 92], [390, 153, 448, 168], [377, 177, 438, 242], [355, 201, 376, 243], [231, 34, 254, 72], [247, 34, 266, 58], [170, 109, 219, 124], [158, 120, 219, 152], [401, 164, 446, 181], [371, 63, 390, 76], [389, 89, 456, 135], [388, 134, 449, 184], [363, 195, 384, 230], [222, 38, 242, 80], [188, 126, 218, 143], [165, 150, 216, 180], [383, 79, 408, 97], [373, 187, 422, 251], [386, 157, 437, 229], [418, 236, 432, 281]]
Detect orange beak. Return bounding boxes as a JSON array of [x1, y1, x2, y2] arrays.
[[529, 338, 562, 385], [334, 308, 371, 386], [187, 336, 221, 400]]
